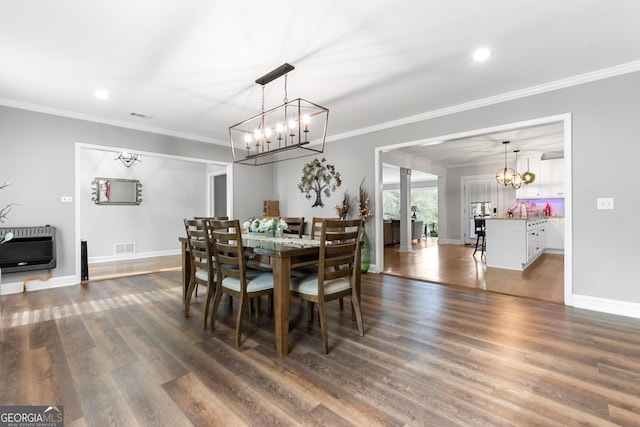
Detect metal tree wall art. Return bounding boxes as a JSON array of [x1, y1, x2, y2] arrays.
[[298, 157, 342, 208]]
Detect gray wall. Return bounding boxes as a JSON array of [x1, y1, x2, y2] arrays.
[[79, 148, 208, 260], [0, 105, 273, 288], [3, 69, 640, 309], [273, 71, 640, 305], [273, 140, 375, 236]]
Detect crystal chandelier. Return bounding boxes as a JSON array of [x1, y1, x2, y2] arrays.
[[496, 141, 515, 186], [228, 63, 329, 166]]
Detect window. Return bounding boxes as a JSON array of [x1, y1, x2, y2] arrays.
[[383, 187, 438, 235]]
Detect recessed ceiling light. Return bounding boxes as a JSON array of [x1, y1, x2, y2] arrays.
[[472, 48, 492, 62], [94, 89, 110, 100]]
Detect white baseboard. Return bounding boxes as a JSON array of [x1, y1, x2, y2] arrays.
[[88, 249, 180, 264], [571, 294, 640, 320], [1, 274, 79, 295], [436, 238, 463, 245]]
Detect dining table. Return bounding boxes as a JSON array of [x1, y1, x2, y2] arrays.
[[179, 233, 361, 357]]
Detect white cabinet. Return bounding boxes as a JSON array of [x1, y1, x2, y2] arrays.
[[485, 218, 547, 270], [516, 156, 540, 198], [545, 217, 565, 251], [516, 157, 564, 198], [540, 158, 565, 197], [526, 219, 547, 262]]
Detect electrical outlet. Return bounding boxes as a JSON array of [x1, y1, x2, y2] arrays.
[[596, 197, 614, 210], [61, 196, 73, 203]]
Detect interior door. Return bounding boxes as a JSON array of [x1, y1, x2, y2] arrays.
[[209, 173, 227, 217]]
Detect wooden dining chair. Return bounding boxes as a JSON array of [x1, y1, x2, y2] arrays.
[[301, 216, 347, 314], [290, 218, 365, 353], [183, 218, 216, 329], [282, 217, 305, 237], [209, 219, 274, 349]]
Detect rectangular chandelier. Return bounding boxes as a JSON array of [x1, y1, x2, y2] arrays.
[[228, 63, 329, 166]]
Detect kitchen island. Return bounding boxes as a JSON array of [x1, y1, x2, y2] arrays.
[[485, 217, 548, 270]]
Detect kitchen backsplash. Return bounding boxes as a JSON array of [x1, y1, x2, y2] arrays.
[[516, 198, 564, 217]]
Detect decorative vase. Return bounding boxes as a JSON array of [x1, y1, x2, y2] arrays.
[[360, 229, 371, 273]]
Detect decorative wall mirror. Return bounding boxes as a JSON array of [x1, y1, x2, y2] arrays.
[[92, 178, 142, 205]]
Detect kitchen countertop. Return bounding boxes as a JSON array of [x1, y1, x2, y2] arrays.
[[487, 216, 564, 220]]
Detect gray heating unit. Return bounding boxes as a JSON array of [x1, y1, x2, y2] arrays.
[[0, 225, 57, 273]]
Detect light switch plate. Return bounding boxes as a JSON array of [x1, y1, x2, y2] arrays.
[[61, 196, 73, 203], [597, 197, 614, 210]]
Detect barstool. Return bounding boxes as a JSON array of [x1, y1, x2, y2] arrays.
[[473, 218, 486, 258]]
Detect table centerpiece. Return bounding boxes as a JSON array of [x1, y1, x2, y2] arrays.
[[243, 217, 288, 238]]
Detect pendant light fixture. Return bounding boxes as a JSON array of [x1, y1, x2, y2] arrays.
[[511, 149, 523, 189], [496, 141, 515, 186], [522, 158, 536, 184], [228, 63, 329, 166], [114, 152, 141, 167]]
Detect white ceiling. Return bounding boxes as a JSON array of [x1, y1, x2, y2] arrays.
[[1, 1, 639, 150], [382, 120, 564, 183]]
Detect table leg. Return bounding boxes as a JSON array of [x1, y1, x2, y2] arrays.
[[181, 240, 190, 303], [353, 241, 362, 320], [272, 256, 291, 357]]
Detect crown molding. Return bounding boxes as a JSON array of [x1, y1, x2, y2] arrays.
[[0, 97, 226, 145], [326, 60, 640, 143], [2, 61, 639, 146]]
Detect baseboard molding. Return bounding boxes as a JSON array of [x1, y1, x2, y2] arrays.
[[1, 274, 79, 295], [544, 248, 565, 255], [571, 294, 640, 320], [368, 263, 380, 274], [88, 249, 180, 264], [436, 238, 463, 245]]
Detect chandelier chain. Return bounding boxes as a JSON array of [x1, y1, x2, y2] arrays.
[[283, 74, 288, 104]]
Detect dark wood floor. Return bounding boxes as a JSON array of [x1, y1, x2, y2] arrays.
[[2, 270, 640, 426]]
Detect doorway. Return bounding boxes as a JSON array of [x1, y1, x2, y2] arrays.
[[375, 114, 572, 304], [209, 171, 228, 217], [76, 143, 233, 282]]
